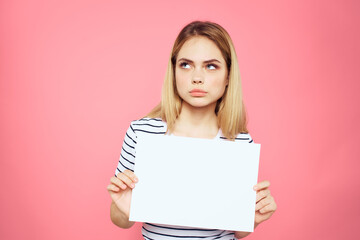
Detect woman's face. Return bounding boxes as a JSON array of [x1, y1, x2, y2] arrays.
[[175, 36, 228, 110]]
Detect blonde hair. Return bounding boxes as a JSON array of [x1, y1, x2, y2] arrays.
[[147, 21, 248, 140]]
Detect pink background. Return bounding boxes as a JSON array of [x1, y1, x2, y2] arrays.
[[1, 0, 359, 239]]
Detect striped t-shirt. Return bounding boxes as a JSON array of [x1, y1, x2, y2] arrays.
[[114, 118, 254, 240]]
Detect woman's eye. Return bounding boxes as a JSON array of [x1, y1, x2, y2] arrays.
[[207, 64, 217, 70], [180, 62, 190, 69]]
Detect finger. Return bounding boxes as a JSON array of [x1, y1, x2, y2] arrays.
[[259, 201, 277, 214], [256, 189, 271, 203], [255, 196, 273, 211], [110, 176, 128, 190], [116, 172, 136, 189], [123, 169, 138, 183], [253, 180, 270, 191], [107, 184, 120, 192]]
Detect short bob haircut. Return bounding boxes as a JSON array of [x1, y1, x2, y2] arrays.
[[147, 20, 248, 140]]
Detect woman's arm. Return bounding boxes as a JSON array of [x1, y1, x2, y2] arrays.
[[108, 170, 138, 229], [234, 223, 259, 239], [109, 122, 139, 228], [234, 181, 277, 239], [110, 201, 135, 229]]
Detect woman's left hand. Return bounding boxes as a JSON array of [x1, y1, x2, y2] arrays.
[[253, 180, 277, 226], [232, 180, 278, 239]]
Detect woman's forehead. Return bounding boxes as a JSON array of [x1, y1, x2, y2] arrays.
[[177, 36, 225, 62]]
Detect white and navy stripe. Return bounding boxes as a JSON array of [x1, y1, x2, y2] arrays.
[[114, 118, 254, 240], [142, 223, 237, 240]]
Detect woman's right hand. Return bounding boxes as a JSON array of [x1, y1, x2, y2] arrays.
[[107, 170, 138, 219]]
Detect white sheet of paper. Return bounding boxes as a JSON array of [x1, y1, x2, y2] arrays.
[[129, 133, 260, 232]]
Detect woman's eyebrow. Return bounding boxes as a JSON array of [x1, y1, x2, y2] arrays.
[[177, 58, 222, 64]]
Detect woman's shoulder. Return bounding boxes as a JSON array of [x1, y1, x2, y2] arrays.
[[129, 117, 167, 134], [219, 132, 254, 143]]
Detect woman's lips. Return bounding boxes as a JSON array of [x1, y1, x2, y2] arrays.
[[190, 89, 207, 97]]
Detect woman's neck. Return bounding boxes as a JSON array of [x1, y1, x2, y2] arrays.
[[172, 101, 219, 139]]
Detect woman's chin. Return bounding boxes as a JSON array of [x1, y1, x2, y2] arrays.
[[182, 100, 217, 110]]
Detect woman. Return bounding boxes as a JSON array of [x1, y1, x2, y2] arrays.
[[107, 21, 277, 239]]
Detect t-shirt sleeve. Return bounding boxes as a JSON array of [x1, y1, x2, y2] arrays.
[[248, 133, 254, 143], [114, 123, 137, 176]]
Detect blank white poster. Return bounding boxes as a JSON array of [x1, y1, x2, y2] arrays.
[[129, 134, 260, 232]]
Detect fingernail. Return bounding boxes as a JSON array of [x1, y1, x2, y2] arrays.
[[253, 186, 258, 190], [131, 183, 135, 188], [134, 177, 138, 182]]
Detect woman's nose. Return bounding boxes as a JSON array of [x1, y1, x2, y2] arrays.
[[192, 78, 203, 84], [192, 69, 204, 84]]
